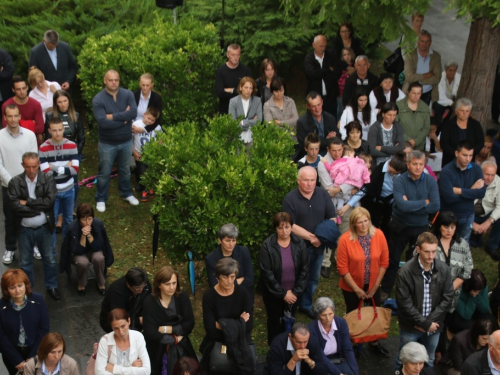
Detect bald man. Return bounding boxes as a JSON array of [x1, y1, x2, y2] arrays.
[[92, 70, 138, 212], [282, 166, 337, 318], [304, 35, 344, 118]]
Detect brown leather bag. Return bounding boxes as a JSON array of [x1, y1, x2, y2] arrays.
[[343, 298, 392, 343]]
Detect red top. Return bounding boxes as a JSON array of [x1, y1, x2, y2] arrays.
[[2, 97, 44, 135]]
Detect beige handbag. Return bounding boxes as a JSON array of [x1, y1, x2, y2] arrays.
[[343, 298, 392, 343]]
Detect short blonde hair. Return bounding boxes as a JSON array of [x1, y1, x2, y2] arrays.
[[348, 207, 375, 240], [28, 67, 44, 89]]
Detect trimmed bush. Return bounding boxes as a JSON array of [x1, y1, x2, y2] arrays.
[[78, 16, 222, 126], [141, 116, 297, 261]]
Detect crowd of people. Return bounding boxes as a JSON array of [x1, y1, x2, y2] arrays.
[[1, 11, 500, 374]]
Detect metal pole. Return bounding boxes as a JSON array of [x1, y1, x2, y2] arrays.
[[173, 8, 177, 25]]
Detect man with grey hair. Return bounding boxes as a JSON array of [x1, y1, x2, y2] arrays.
[[265, 322, 329, 375], [28, 30, 77, 91], [381, 150, 439, 301], [471, 161, 500, 261], [282, 166, 337, 318], [216, 43, 251, 114], [403, 30, 442, 106], [342, 55, 379, 106], [462, 330, 500, 374], [304, 35, 344, 117]]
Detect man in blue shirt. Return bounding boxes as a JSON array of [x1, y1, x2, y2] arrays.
[[93, 70, 138, 212], [381, 150, 439, 301], [440, 140, 486, 242]]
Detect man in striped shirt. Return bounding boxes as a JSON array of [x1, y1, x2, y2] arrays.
[[39, 117, 79, 243]]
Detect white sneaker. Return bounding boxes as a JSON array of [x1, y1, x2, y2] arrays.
[[2, 250, 14, 264], [123, 195, 139, 206], [33, 246, 42, 260], [96, 202, 106, 212]]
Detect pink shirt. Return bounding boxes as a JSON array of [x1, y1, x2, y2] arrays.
[[318, 319, 338, 355]]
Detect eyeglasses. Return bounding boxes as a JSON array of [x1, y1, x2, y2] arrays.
[[132, 283, 146, 291]]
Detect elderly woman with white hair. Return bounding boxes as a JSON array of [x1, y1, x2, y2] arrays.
[[308, 297, 358, 375], [433, 61, 461, 126], [395, 341, 435, 375], [440, 98, 484, 166]]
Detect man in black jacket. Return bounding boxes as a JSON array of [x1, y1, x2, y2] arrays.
[[304, 35, 343, 117], [265, 322, 329, 375], [462, 330, 500, 375], [295, 92, 337, 161], [29, 30, 77, 91], [342, 55, 379, 106], [99, 267, 151, 332], [394, 231, 454, 371], [8, 152, 60, 300]]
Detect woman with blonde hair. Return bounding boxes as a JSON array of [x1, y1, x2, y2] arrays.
[[336, 206, 390, 357], [28, 66, 61, 120]]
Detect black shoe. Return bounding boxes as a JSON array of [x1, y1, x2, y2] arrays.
[[97, 285, 106, 296], [47, 288, 61, 301], [55, 226, 62, 234], [299, 308, 316, 320], [369, 342, 390, 357], [77, 288, 86, 297], [486, 247, 500, 261], [321, 266, 331, 279]]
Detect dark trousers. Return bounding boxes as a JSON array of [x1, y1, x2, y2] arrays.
[[421, 90, 432, 106], [381, 219, 427, 294], [2, 186, 17, 251], [262, 294, 298, 345], [342, 284, 381, 314], [367, 200, 393, 236], [323, 93, 337, 120], [135, 160, 148, 192], [432, 102, 453, 127], [3, 345, 32, 375]]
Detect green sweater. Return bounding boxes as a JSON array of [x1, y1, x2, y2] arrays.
[[396, 98, 430, 151], [455, 286, 490, 320]]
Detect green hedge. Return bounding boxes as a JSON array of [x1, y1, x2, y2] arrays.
[[78, 16, 222, 127], [141, 116, 297, 261]]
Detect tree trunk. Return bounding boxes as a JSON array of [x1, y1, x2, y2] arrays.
[[457, 18, 500, 131]]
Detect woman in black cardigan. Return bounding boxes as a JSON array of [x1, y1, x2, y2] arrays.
[[143, 266, 198, 375], [257, 212, 309, 345], [440, 98, 484, 167]]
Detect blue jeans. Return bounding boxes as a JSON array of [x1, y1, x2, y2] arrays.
[[96, 140, 133, 202], [456, 214, 474, 242], [299, 246, 324, 311], [394, 330, 440, 371], [2, 186, 17, 251], [53, 188, 75, 248], [18, 225, 57, 289]]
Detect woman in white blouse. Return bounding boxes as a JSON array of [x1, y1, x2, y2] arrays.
[[96, 308, 151, 375], [229, 77, 262, 145], [28, 67, 61, 121], [369, 72, 405, 114], [339, 88, 378, 141]]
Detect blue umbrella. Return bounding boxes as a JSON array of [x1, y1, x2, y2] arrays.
[[185, 251, 195, 295]]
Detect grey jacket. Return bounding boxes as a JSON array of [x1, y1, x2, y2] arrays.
[[367, 121, 405, 164]]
